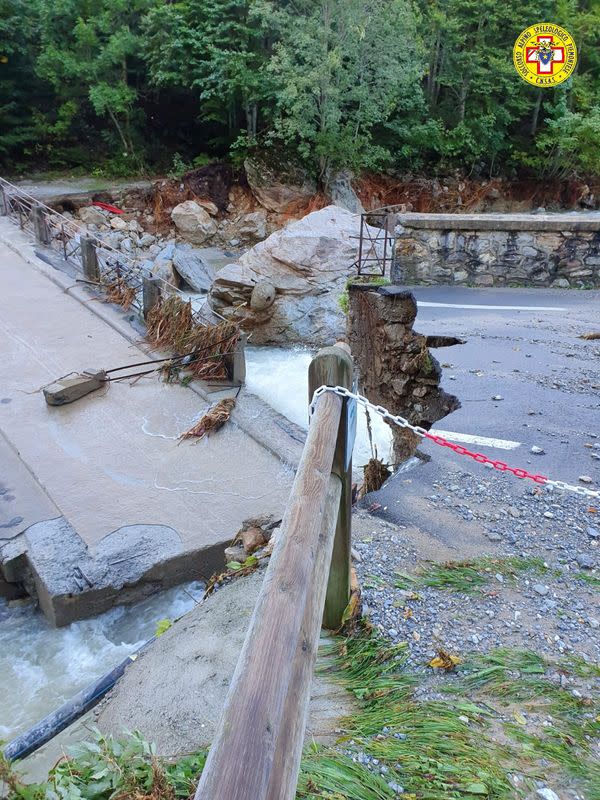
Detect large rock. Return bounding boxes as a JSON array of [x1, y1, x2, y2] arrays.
[[172, 244, 215, 291], [171, 200, 218, 244], [78, 206, 109, 227], [152, 243, 215, 292], [244, 157, 316, 213], [327, 170, 365, 214], [209, 205, 382, 345]]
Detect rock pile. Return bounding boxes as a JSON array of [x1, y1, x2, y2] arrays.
[[208, 205, 383, 345]]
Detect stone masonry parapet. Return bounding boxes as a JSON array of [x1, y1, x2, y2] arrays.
[[393, 213, 600, 288]]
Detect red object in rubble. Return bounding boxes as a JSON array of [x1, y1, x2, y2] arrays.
[[92, 201, 124, 214]]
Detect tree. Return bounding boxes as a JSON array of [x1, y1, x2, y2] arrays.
[[0, 0, 44, 162], [144, 0, 272, 143], [36, 0, 156, 166], [259, 0, 422, 182]]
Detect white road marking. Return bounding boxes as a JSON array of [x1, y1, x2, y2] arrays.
[[429, 429, 521, 450], [418, 301, 566, 312]]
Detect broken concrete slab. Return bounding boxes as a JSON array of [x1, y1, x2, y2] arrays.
[[9, 517, 225, 627], [0, 238, 294, 624]]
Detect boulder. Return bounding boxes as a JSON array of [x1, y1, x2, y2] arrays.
[[79, 206, 109, 227], [171, 201, 218, 244], [327, 170, 364, 214], [110, 217, 128, 231], [152, 259, 181, 291], [195, 198, 219, 217], [209, 205, 382, 345], [229, 210, 268, 242], [172, 244, 215, 292], [244, 157, 316, 212]]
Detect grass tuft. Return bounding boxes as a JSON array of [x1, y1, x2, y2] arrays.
[[395, 557, 547, 594]]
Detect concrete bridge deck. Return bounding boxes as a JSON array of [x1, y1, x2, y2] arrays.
[[0, 234, 294, 625]]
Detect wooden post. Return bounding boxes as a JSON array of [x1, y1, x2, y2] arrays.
[[195, 392, 343, 800], [32, 204, 49, 245], [0, 185, 7, 216], [142, 276, 161, 319], [80, 236, 100, 283], [308, 343, 353, 629]]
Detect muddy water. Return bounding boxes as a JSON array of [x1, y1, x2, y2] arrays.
[[0, 583, 204, 742]]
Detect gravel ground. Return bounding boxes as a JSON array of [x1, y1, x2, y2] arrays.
[[353, 472, 600, 669]]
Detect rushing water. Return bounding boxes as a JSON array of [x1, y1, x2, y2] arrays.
[[0, 583, 204, 741], [245, 345, 393, 467]]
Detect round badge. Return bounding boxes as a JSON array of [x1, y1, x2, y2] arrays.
[[513, 23, 577, 87]]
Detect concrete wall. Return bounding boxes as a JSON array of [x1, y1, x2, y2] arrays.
[[392, 213, 600, 288]]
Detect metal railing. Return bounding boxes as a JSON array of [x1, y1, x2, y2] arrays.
[[0, 176, 210, 322], [195, 344, 354, 800]]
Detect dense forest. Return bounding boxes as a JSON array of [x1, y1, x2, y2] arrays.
[[1, 0, 599, 183]]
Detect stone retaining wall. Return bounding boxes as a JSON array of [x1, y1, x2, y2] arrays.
[[392, 213, 600, 288]]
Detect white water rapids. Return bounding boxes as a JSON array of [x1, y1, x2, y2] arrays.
[[245, 345, 393, 467], [0, 583, 204, 742]]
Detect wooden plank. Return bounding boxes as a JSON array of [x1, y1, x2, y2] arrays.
[[308, 344, 353, 628], [265, 474, 342, 800], [195, 392, 343, 800]]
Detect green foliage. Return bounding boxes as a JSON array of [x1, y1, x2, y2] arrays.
[[2, 0, 600, 178], [154, 618, 172, 637], [2, 631, 599, 800]]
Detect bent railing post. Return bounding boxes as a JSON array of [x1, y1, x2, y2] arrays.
[[308, 343, 353, 628]]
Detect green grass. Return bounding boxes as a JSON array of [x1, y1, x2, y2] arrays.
[[577, 571, 600, 589], [395, 557, 547, 594], [338, 276, 390, 314]]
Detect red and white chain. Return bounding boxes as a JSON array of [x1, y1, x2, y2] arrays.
[[310, 385, 600, 500]]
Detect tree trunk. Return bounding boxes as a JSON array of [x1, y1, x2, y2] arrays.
[[530, 91, 543, 136]]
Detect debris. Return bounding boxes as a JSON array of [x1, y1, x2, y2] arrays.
[[578, 332, 600, 340], [146, 295, 240, 381], [492, 395, 503, 401], [179, 398, 236, 441], [531, 446, 545, 455], [579, 475, 593, 484], [104, 278, 137, 310], [360, 458, 392, 497], [241, 528, 266, 554], [43, 369, 107, 406], [429, 649, 462, 671]]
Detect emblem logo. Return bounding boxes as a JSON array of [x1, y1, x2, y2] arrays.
[[513, 23, 577, 87]]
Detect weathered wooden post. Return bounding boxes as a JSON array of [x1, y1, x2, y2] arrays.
[[80, 235, 100, 283], [142, 276, 161, 319], [308, 342, 354, 628], [32, 204, 49, 245], [0, 185, 7, 216]]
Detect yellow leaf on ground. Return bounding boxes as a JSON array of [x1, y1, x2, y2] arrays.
[[429, 649, 462, 670]]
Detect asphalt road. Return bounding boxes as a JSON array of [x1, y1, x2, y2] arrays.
[[372, 284, 600, 514]]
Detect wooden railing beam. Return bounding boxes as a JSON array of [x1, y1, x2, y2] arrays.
[[195, 392, 343, 800]]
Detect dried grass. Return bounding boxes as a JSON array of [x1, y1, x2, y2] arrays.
[[145, 295, 240, 381], [104, 278, 137, 310], [179, 398, 236, 441]]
